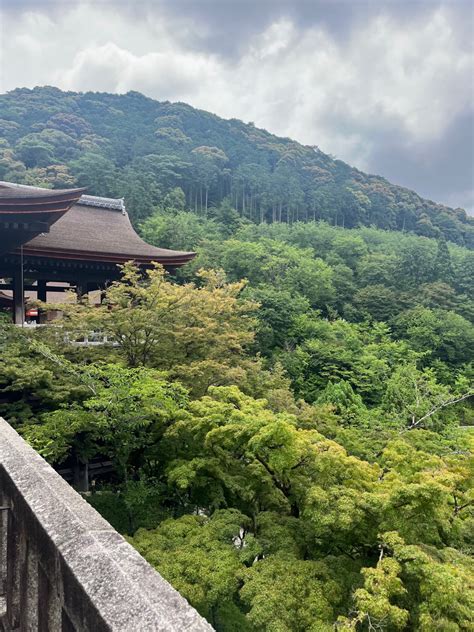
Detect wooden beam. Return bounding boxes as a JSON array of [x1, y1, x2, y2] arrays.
[[0, 221, 49, 232], [0, 283, 74, 292]]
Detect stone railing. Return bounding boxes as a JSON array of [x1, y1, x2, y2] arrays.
[[0, 417, 213, 631]]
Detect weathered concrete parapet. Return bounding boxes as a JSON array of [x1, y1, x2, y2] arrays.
[[0, 417, 213, 631]]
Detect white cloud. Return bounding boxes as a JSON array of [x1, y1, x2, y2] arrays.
[[209, 10, 472, 168], [58, 42, 220, 97], [0, 2, 472, 208]]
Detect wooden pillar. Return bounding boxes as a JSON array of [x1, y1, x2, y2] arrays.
[[12, 262, 24, 325], [72, 461, 89, 493], [37, 280, 47, 324], [37, 280, 47, 302]]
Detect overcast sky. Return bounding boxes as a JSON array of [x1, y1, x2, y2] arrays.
[[1, 0, 473, 212]]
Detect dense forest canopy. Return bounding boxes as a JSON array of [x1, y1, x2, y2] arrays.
[[1, 86, 473, 631], [0, 86, 473, 247], [1, 230, 473, 630]]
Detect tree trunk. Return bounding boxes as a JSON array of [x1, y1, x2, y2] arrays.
[[72, 455, 89, 493]]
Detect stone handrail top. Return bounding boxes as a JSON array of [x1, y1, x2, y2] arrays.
[[0, 417, 213, 631]]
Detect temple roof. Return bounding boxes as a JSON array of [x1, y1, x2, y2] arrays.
[[0, 184, 84, 200], [0, 182, 196, 267], [23, 202, 195, 264], [0, 182, 85, 255]]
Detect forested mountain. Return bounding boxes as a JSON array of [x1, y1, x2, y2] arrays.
[[0, 86, 473, 247], [1, 85, 473, 630]]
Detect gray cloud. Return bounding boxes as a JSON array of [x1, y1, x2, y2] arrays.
[[0, 0, 472, 212], [368, 109, 474, 211]]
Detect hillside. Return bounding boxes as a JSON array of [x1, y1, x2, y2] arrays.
[[0, 86, 472, 247], [1, 86, 474, 632]]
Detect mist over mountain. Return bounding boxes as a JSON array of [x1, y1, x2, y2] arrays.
[[0, 86, 472, 247]]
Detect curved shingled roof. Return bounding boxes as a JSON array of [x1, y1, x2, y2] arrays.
[[24, 202, 195, 264], [0, 182, 85, 200], [0, 182, 196, 267], [0, 182, 85, 255]]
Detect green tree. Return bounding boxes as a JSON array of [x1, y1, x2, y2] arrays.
[[47, 262, 258, 396], [240, 557, 341, 631], [433, 236, 454, 284], [393, 307, 474, 366], [69, 152, 118, 196], [132, 510, 253, 629], [15, 134, 55, 167], [382, 363, 471, 432], [353, 284, 402, 321], [23, 363, 186, 483]]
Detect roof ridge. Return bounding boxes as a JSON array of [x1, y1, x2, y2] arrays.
[[78, 194, 125, 212]]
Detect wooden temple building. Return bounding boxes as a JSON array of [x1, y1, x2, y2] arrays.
[[0, 181, 196, 324]]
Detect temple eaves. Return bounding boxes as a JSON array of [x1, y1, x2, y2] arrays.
[[0, 181, 196, 267], [0, 181, 197, 323]]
